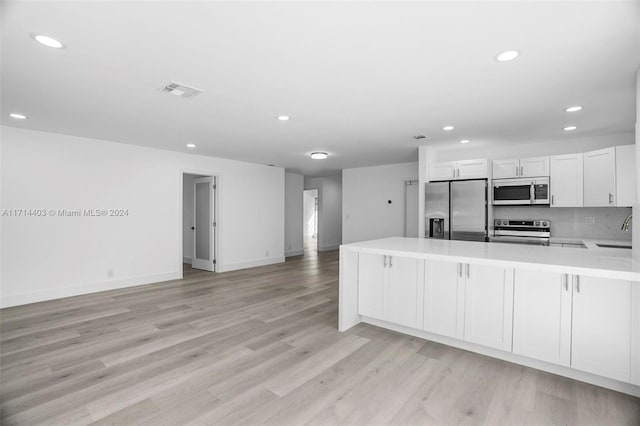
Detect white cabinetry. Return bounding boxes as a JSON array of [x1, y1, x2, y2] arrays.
[[550, 153, 583, 207], [429, 159, 489, 181], [357, 253, 424, 329], [571, 276, 634, 383], [423, 260, 465, 339], [463, 264, 514, 351], [615, 145, 637, 207], [493, 156, 549, 179], [513, 270, 572, 366], [584, 147, 616, 207]]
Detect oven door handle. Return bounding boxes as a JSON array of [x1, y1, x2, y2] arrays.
[[530, 182, 535, 204]]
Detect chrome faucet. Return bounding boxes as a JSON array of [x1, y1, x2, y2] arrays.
[[621, 214, 633, 232]]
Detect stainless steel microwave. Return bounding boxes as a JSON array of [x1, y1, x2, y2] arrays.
[[492, 177, 550, 205]]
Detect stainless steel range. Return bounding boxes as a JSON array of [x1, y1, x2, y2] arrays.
[[492, 219, 551, 246]]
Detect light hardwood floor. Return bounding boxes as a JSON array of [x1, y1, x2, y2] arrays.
[[1, 249, 639, 425]]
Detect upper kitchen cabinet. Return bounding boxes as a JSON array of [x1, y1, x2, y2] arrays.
[[550, 153, 583, 207], [583, 147, 616, 207], [615, 144, 637, 207], [429, 159, 489, 181], [493, 156, 549, 179]]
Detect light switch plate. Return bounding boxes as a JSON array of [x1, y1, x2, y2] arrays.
[[584, 216, 596, 225]]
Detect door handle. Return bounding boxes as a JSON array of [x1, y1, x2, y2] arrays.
[[458, 263, 462, 277], [530, 183, 535, 204], [465, 263, 470, 278], [190, 226, 195, 230], [452, 169, 456, 178], [515, 164, 519, 177], [520, 165, 524, 176], [383, 255, 387, 268], [609, 193, 613, 205], [563, 274, 569, 291], [389, 256, 393, 268], [551, 195, 554, 206], [575, 275, 580, 293]]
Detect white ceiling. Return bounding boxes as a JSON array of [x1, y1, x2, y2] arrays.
[[2, 1, 639, 176]]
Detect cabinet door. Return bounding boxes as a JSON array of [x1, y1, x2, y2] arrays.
[[615, 145, 636, 207], [571, 276, 632, 383], [424, 260, 465, 339], [492, 159, 519, 179], [550, 153, 584, 207], [387, 256, 424, 329], [464, 264, 514, 351], [429, 162, 456, 181], [457, 159, 489, 180], [520, 156, 550, 177], [584, 147, 616, 207], [357, 253, 386, 320], [513, 270, 572, 366]]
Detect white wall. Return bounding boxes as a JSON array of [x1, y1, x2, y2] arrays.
[[342, 162, 419, 244], [305, 176, 342, 251], [303, 189, 317, 238], [284, 172, 304, 257], [0, 126, 285, 307]]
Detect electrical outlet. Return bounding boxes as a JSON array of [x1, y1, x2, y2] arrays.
[[585, 216, 596, 225]]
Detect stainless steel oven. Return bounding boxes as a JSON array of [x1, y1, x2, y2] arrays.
[[492, 177, 550, 205]]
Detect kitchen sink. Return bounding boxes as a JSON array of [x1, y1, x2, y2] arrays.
[[596, 243, 632, 249]]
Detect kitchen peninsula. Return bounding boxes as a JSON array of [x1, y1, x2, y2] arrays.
[[339, 237, 640, 397]]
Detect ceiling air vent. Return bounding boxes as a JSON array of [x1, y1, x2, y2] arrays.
[[162, 81, 203, 98]]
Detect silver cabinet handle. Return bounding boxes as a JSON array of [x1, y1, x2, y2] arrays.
[[465, 263, 470, 278], [515, 164, 519, 177], [458, 263, 462, 277], [389, 256, 393, 268], [564, 274, 569, 291], [520, 165, 524, 176], [576, 275, 580, 293], [609, 193, 613, 205], [551, 195, 554, 206], [452, 169, 456, 178], [383, 255, 387, 268]]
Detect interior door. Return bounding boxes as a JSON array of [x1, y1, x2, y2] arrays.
[[404, 180, 419, 238], [192, 177, 216, 271]]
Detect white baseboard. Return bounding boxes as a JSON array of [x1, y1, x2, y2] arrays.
[[182, 256, 192, 264], [0, 271, 182, 308], [220, 256, 285, 272], [285, 249, 304, 257], [319, 244, 339, 252]]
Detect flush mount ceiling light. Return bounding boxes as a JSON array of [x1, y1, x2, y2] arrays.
[[186, 143, 196, 148], [9, 113, 27, 120], [277, 115, 291, 121], [495, 50, 519, 62], [563, 126, 577, 131], [31, 34, 65, 49], [460, 139, 470, 144], [310, 152, 328, 160], [442, 126, 454, 131], [565, 106, 583, 112]]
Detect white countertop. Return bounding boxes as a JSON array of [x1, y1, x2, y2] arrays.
[[341, 237, 640, 281]]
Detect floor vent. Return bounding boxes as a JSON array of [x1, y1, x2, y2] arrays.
[[162, 81, 203, 98]]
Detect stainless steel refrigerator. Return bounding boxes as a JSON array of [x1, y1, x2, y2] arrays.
[[425, 179, 488, 242]]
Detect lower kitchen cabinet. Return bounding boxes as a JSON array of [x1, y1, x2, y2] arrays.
[[571, 276, 633, 383], [424, 260, 465, 339], [463, 264, 514, 351], [357, 252, 424, 329], [513, 270, 572, 366]]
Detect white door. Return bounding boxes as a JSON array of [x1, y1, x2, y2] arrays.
[[404, 181, 419, 238], [358, 253, 387, 320], [583, 147, 616, 206], [424, 260, 465, 339], [571, 276, 632, 383], [429, 162, 456, 181], [456, 159, 488, 180], [492, 159, 519, 179], [550, 153, 584, 207], [513, 270, 572, 366], [192, 177, 216, 272], [387, 256, 424, 329], [464, 264, 514, 351], [520, 156, 550, 177]]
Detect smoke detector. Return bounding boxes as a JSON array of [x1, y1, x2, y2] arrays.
[[162, 81, 203, 98]]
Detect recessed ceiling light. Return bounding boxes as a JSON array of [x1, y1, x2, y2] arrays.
[[495, 50, 519, 62], [565, 106, 583, 112], [443, 126, 454, 131], [32, 34, 65, 49], [460, 139, 470, 144], [186, 143, 196, 148], [277, 115, 291, 121], [9, 113, 27, 120], [310, 152, 328, 160], [563, 126, 577, 131]]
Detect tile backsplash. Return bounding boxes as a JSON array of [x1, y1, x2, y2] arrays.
[[493, 206, 633, 241]]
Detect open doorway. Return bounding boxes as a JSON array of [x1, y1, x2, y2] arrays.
[[404, 180, 419, 238], [303, 189, 319, 255], [183, 173, 217, 272]]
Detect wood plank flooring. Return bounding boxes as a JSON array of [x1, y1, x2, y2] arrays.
[[1, 249, 639, 425]]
